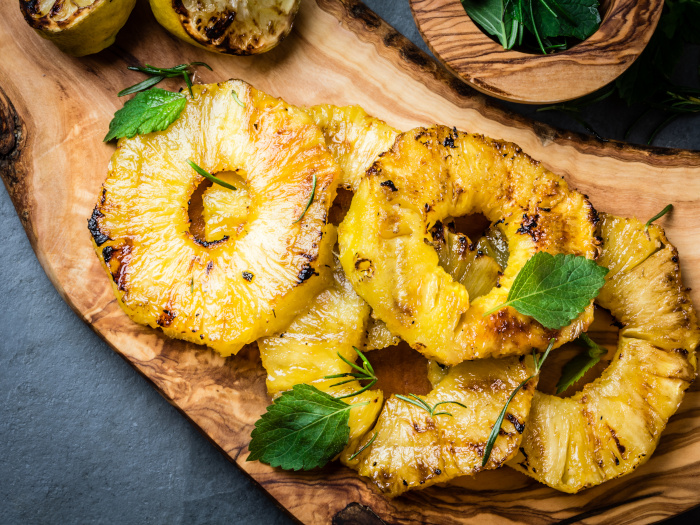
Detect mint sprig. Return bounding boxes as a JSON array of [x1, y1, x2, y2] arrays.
[[484, 252, 608, 329], [247, 384, 368, 470], [482, 338, 555, 466], [104, 88, 186, 142], [555, 333, 607, 393]]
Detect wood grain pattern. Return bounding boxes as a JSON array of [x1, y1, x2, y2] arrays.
[[1, 0, 700, 523], [409, 0, 664, 103]]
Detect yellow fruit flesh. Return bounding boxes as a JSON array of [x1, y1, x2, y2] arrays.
[[508, 214, 699, 492], [149, 0, 300, 55], [257, 227, 382, 443], [345, 355, 537, 497], [91, 81, 339, 356], [20, 0, 137, 56], [339, 127, 598, 365]]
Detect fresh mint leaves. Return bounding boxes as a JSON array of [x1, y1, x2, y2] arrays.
[[247, 384, 367, 470], [482, 338, 555, 466], [461, 0, 600, 54], [485, 252, 608, 329], [104, 89, 187, 142]]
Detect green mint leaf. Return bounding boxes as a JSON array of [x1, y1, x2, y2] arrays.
[[555, 333, 607, 393], [247, 384, 355, 470], [104, 89, 186, 142], [523, 0, 600, 41], [492, 252, 608, 329], [461, 0, 510, 48]]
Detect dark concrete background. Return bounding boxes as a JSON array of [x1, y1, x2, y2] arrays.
[[1, 1, 698, 523]]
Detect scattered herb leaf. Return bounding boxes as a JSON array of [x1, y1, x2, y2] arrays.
[[483, 252, 608, 329], [395, 393, 467, 418], [644, 204, 673, 231], [293, 173, 317, 224], [232, 89, 246, 108], [482, 338, 555, 466], [324, 347, 378, 399], [461, 0, 600, 54], [247, 384, 367, 470], [555, 333, 607, 393], [104, 88, 187, 142], [187, 159, 237, 190], [119, 62, 212, 97], [349, 432, 378, 461]]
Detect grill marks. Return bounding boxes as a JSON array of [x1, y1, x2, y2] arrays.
[[88, 206, 109, 246]]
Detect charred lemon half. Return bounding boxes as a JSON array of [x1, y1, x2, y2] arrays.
[[19, 0, 137, 56], [150, 0, 300, 55], [89, 80, 339, 356], [339, 126, 599, 365]]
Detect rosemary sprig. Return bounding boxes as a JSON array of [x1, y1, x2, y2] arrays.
[[481, 338, 555, 466], [118, 62, 212, 97], [293, 173, 317, 224], [324, 347, 378, 399], [186, 159, 237, 191], [395, 393, 467, 418], [231, 89, 245, 108], [349, 432, 378, 461], [645, 204, 673, 232]]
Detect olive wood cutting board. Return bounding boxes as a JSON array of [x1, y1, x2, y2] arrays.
[[2, 1, 700, 523]]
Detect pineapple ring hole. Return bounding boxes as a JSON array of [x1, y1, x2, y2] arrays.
[[188, 171, 251, 244], [536, 306, 620, 397]]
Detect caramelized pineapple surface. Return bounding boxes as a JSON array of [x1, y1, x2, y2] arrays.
[[344, 355, 537, 496], [90, 81, 338, 356], [338, 126, 599, 365], [508, 214, 699, 492]]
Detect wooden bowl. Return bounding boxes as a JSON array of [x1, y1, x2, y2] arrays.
[[409, 0, 664, 104]]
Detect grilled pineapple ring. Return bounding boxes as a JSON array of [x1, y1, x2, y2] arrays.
[[339, 126, 599, 365], [89, 80, 339, 356], [508, 214, 699, 492]]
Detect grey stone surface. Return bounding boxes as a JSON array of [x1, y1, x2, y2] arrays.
[[1, 1, 698, 524]]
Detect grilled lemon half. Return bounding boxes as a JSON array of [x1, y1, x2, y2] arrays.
[[89, 80, 339, 356], [19, 0, 137, 56], [508, 214, 699, 492], [339, 126, 599, 365], [150, 0, 300, 55]]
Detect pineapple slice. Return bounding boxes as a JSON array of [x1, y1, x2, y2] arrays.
[[508, 214, 699, 493], [344, 355, 537, 497], [90, 80, 339, 356], [339, 126, 599, 365], [305, 104, 399, 191], [257, 227, 383, 445]]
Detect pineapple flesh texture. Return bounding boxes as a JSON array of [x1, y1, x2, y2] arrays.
[[508, 214, 699, 493], [338, 126, 599, 365], [90, 80, 338, 356], [257, 227, 383, 446], [344, 355, 537, 497]]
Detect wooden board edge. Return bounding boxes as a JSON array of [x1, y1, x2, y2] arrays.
[[323, 0, 700, 166]]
